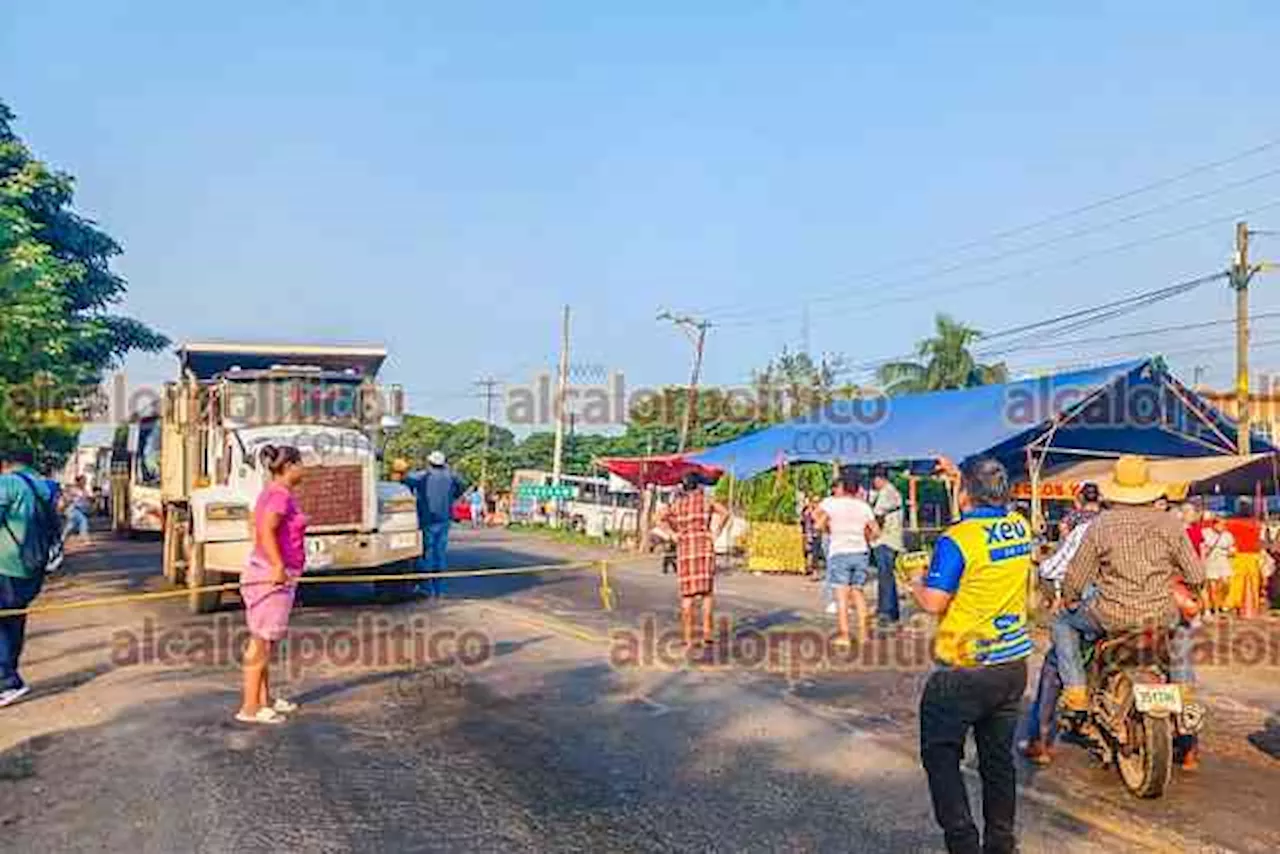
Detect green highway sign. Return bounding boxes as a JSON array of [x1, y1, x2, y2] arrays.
[[518, 485, 577, 500]]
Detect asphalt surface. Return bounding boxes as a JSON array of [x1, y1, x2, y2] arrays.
[[1, 528, 1277, 852]]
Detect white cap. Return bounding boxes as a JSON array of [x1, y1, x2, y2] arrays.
[[428, 451, 446, 466]]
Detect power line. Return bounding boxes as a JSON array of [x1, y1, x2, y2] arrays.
[[1014, 335, 1280, 377], [978, 311, 1280, 359], [833, 269, 1228, 378], [706, 162, 1280, 324], [716, 197, 1280, 331]]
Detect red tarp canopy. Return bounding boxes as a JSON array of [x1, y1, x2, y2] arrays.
[[596, 453, 723, 487]]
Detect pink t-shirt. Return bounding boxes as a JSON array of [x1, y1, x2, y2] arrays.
[[253, 482, 308, 573]]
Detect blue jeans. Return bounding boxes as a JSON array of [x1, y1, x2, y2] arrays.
[[63, 506, 89, 539], [826, 551, 872, 587], [0, 573, 44, 691], [418, 521, 451, 596], [1053, 606, 1195, 690], [1022, 647, 1062, 746], [873, 544, 900, 622]]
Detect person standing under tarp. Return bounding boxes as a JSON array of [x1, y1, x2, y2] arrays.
[[656, 472, 728, 649], [869, 466, 904, 627], [814, 468, 879, 647]]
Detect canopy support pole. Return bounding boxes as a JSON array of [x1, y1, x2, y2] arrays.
[[1027, 446, 1044, 534], [908, 475, 920, 533]]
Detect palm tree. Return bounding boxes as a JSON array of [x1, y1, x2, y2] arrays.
[[876, 314, 1009, 395]]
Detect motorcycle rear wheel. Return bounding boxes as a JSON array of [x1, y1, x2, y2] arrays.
[[1116, 712, 1173, 798]]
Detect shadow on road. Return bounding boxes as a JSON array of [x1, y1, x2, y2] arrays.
[[1248, 714, 1280, 760]]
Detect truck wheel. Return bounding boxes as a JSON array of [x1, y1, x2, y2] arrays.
[[186, 537, 222, 614]]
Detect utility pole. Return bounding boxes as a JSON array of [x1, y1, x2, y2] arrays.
[[474, 377, 498, 488], [551, 305, 571, 487], [657, 310, 711, 453], [1233, 222, 1256, 455], [1230, 223, 1280, 454]]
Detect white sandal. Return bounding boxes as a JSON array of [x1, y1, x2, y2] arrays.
[[235, 707, 287, 725], [271, 698, 298, 714]]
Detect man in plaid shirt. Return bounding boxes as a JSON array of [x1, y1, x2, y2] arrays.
[[1053, 456, 1205, 713]]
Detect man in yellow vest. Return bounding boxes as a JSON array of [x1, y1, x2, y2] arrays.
[[913, 457, 1031, 854]]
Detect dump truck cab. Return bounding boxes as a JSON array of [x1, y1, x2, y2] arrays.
[[154, 343, 422, 612]]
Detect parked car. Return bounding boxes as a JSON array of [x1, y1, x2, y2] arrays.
[[451, 498, 472, 522]]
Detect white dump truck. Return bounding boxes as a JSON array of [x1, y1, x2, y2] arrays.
[[114, 342, 422, 612]]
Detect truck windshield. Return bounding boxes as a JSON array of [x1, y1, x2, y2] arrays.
[[222, 377, 364, 427], [137, 418, 161, 486]]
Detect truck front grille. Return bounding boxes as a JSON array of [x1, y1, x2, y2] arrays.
[[296, 464, 364, 527]]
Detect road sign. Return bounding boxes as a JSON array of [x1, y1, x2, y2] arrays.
[[517, 484, 577, 500]]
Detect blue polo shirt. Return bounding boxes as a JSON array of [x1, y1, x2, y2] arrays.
[[406, 467, 465, 526]]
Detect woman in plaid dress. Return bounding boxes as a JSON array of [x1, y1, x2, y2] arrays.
[[658, 472, 728, 647]]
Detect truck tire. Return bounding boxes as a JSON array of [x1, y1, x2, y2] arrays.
[[187, 537, 222, 614]]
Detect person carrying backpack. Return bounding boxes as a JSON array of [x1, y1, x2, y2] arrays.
[[0, 447, 61, 708]]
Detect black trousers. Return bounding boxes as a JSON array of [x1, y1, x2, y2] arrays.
[[919, 659, 1027, 854], [0, 572, 44, 691]]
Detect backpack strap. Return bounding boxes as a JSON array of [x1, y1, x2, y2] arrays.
[[0, 473, 42, 552]]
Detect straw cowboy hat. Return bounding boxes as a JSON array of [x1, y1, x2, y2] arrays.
[[391, 457, 411, 475], [1098, 455, 1167, 505]]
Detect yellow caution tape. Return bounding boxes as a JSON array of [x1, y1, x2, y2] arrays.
[[0, 560, 615, 618]]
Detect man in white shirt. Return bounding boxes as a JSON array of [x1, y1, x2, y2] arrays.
[[814, 468, 880, 647], [869, 466, 905, 626]]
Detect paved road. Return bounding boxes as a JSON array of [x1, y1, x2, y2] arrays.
[[0, 529, 1275, 852]]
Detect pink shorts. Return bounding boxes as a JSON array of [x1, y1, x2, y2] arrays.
[[241, 555, 300, 641]]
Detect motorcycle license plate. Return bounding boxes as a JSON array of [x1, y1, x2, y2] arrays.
[[1132, 684, 1183, 714]]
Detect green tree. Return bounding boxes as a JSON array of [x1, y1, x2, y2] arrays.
[[382, 414, 520, 487], [875, 313, 1007, 395], [751, 348, 868, 424], [0, 101, 167, 466]]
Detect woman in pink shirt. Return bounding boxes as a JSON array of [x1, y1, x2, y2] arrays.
[[237, 444, 308, 725]]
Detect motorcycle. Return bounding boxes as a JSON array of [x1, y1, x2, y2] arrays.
[[1062, 627, 1205, 798]]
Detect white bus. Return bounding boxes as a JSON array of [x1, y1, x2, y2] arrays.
[[509, 469, 640, 536]]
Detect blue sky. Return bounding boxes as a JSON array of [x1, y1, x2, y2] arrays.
[[4, 1, 1280, 431]]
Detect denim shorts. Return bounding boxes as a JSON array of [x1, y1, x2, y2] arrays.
[[826, 551, 871, 587]]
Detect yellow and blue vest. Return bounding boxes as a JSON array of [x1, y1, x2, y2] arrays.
[[925, 506, 1033, 668]]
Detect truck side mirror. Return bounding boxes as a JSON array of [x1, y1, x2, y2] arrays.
[[381, 384, 404, 432]]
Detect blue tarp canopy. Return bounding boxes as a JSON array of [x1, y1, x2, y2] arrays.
[[692, 359, 1268, 480]]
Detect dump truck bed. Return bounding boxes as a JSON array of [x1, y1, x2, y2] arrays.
[[176, 342, 387, 381]]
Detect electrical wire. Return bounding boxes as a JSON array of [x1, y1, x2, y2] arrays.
[[830, 269, 1229, 378], [977, 311, 1280, 359], [705, 162, 1280, 324]]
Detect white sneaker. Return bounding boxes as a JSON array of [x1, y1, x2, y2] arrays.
[[0, 686, 32, 708], [825, 602, 838, 615], [271, 697, 298, 714], [235, 707, 287, 725]]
